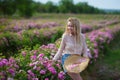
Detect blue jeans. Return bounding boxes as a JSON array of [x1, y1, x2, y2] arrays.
[[61, 54, 71, 73]]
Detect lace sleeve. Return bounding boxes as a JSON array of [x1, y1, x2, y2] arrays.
[[53, 34, 66, 61]]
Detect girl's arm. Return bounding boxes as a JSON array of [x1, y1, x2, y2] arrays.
[[53, 34, 66, 61]]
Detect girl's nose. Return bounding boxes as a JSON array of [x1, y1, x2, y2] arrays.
[[68, 27, 73, 30]]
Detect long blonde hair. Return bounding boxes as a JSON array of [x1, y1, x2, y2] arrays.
[[65, 17, 82, 45]]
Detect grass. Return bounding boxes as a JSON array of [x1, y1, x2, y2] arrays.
[[94, 49, 120, 80]]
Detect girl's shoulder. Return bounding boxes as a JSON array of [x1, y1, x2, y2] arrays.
[[80, 33, 85, 37], [80, 33, 86, 40], [62, 32, 68, 37]]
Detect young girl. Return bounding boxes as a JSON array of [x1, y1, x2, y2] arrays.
[[53, 17, 92, 80]]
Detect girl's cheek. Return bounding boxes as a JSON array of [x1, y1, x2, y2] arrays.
[[67, 27, 71, 29]]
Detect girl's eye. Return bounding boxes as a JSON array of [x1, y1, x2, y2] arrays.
[[68, 25, 73, 27]]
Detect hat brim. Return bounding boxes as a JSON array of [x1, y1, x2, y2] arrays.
[[64, 54, 90, 73]]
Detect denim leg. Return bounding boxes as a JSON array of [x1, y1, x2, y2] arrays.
[[61, 54, 71, 73]]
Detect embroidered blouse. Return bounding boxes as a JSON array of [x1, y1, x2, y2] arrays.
[[53, 33, 90, 61]]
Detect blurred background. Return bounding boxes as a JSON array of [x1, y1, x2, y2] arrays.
[[0, 0, 120, 80], [0, 0, 120, 17]]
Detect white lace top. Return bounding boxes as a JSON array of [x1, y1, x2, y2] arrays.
[[53, 33, 90, 61]]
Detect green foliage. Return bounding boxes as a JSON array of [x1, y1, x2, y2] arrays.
[[75, 2, 104, 14], [14, 70, 28, 80], [50, 29, 63, 43], [0, 28, 64, 58], [0, 0, 35, 17], [33, 2, 46, 13], [45, 1, 58, 13], [58, 0, 75, 13], [16, 0, 35, 18], [33, 0, 104, 14], [0, 32, 21, 58], [92, 48, 120, 80], [13, 47, 64, 80], [0, 0, 105, 17], [0, 0, 16, 16]]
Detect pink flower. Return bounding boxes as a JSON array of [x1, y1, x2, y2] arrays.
[[38, 53, 44, 58], [7, 77, 14, 80], [29, 63, 34, 67], [21, 51, 26, 56], [9, 57, 16, 64], [27, 70, 35, 77], [36, 66, 41, 71], [38, 57, 43, 61], [27, 74, 32, 79], [33, 50, 37, 55], [46, 63, 52, 68], [58, 71, 65, 80], [14, 64, 19, 69], [56, 63, 61, 69], [93, 49, 99, 58], [44, 78, 49, 80], [48, 67, 57, 74], [33, 65, 37, 70], [40, 70, 46, 74], [31, 55, 37, 61], [40, 45, 46, 49], [48, 43, 55, 49], [8, 68, 15, 76], [99, 37, 105, 43], [1, 59, 8, 66], [0, 62, 3, 67], [93, 42, 98, 47]]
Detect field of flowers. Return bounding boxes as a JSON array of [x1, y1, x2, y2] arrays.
[[0, 13, 120, 80]]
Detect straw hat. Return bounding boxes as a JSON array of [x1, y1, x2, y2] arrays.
[[64, 54, 90, 73]]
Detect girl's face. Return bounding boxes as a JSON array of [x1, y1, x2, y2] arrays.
[[67, 21, 75, 34]]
